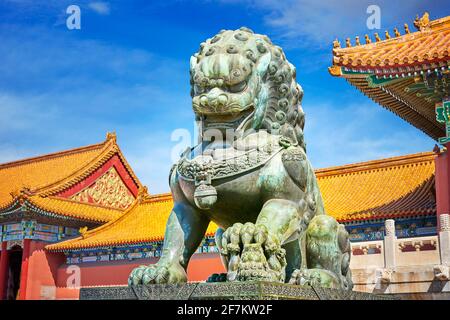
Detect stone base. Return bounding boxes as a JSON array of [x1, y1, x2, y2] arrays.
[[80, 282, 396, 300]]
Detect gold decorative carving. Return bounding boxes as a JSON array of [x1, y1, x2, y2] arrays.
[[414, 12, 431, 32], [79, 226, 88, 238], [70, 167, 134, 209], [328, 65, 342, 77]]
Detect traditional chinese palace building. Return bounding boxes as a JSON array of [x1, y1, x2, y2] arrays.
[[0, 133, 142, 299], [1, 12, 450, 300], [328, 12, 450, 231]]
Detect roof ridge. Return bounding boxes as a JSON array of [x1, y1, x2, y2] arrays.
[[0, 193, 122, 224], [333, 12, 450, 51], [34, 134, 142, 197], [316, 151, 435, 177], [45, 189, 172, 251], [0, 141, 106, 170], [144, 193, 173, 203], [31, 138, 117, 195], [112, 141, 143, 191], [430, 14, 450, 30]]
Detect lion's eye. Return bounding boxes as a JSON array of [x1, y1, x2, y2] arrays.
[[228, 81, 247, 93]]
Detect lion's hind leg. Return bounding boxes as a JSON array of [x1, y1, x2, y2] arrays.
[[289, 215, 353, 290]]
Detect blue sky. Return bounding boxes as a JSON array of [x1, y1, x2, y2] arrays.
[[0, 0, 447, 193]]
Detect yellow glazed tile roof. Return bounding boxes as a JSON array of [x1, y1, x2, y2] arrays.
[[0, 133, 142, 222], [47, 152, 436, 251], [0, 142, 105, 209], [316, 151, 435, 222], [27, 195, 123, 223], [330, 13, 450, 69], [46, 191, 218, 251], [328, 13, 450, 141]]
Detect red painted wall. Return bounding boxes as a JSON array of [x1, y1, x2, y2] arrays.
[[435, 145, 450, 231], [54, 253, 224, 300], [0, 242, 8, 299], [22, 241, 66, 300], [187, 253, 226, 281]]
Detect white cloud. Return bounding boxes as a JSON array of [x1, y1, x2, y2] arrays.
[[123, 133, 176, 194], [220, 0, 443, 49], [304, 101, 435, 169], [0, 2, 439, 194], [0, 24, 193, 193], [88, 1, 111, 15]]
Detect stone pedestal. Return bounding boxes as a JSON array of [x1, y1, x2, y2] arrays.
[[80, 282, 396, 300]]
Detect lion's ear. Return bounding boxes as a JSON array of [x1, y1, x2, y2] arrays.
[[256, 52, 271, 77]]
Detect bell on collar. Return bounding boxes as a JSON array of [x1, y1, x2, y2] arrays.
[[194, 182, 217, 210]]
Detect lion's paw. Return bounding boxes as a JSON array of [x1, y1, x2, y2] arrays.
[[128, 262, 187, 286], [221, 222, 286, 282], [288, 268, 341, 289]]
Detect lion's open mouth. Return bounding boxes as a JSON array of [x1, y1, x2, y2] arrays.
[[192, 101, 254, 116], [197, 103, 254, 131]]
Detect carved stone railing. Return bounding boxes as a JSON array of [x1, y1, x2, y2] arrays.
[[395, 235, 440, 266], [350, 235, 440, 269], [350, 240, 384, 269], [349, 218, 450, 293]]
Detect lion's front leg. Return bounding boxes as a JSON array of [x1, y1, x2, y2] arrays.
[[128, 202, 209, 285], [220, 199, 303, 283]]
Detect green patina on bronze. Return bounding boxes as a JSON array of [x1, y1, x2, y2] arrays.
[[128, 28, 352, 290]]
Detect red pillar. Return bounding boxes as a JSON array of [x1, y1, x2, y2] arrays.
[[0, 241, 8, 300], [18, 239, 31, 300], [435, 143, 450, 231]]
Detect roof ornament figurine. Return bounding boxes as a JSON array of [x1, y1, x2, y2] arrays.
[[333, 38, 341, 48], [345, 38, 351, 47], [79, 226, 88, 238], [137, 186, 151, 203], [364, 34, 371, 44], [404, 23, 411, 34], [414, 12, 431, 31], [374, 32, 381, 42], [106, 131, 117, 143]]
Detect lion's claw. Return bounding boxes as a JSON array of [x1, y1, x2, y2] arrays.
[[289, 268, 341, 289], [221, 222, 286, 282], [128, 262, 187, 285], [222, 222, 269, 254], [128, 265, 147, 286]]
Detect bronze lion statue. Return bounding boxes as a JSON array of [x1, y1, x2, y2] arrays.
[[129, 27, 353, 290]]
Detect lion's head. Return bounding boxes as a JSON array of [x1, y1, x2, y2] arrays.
[[190, 27, 306, 150]]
